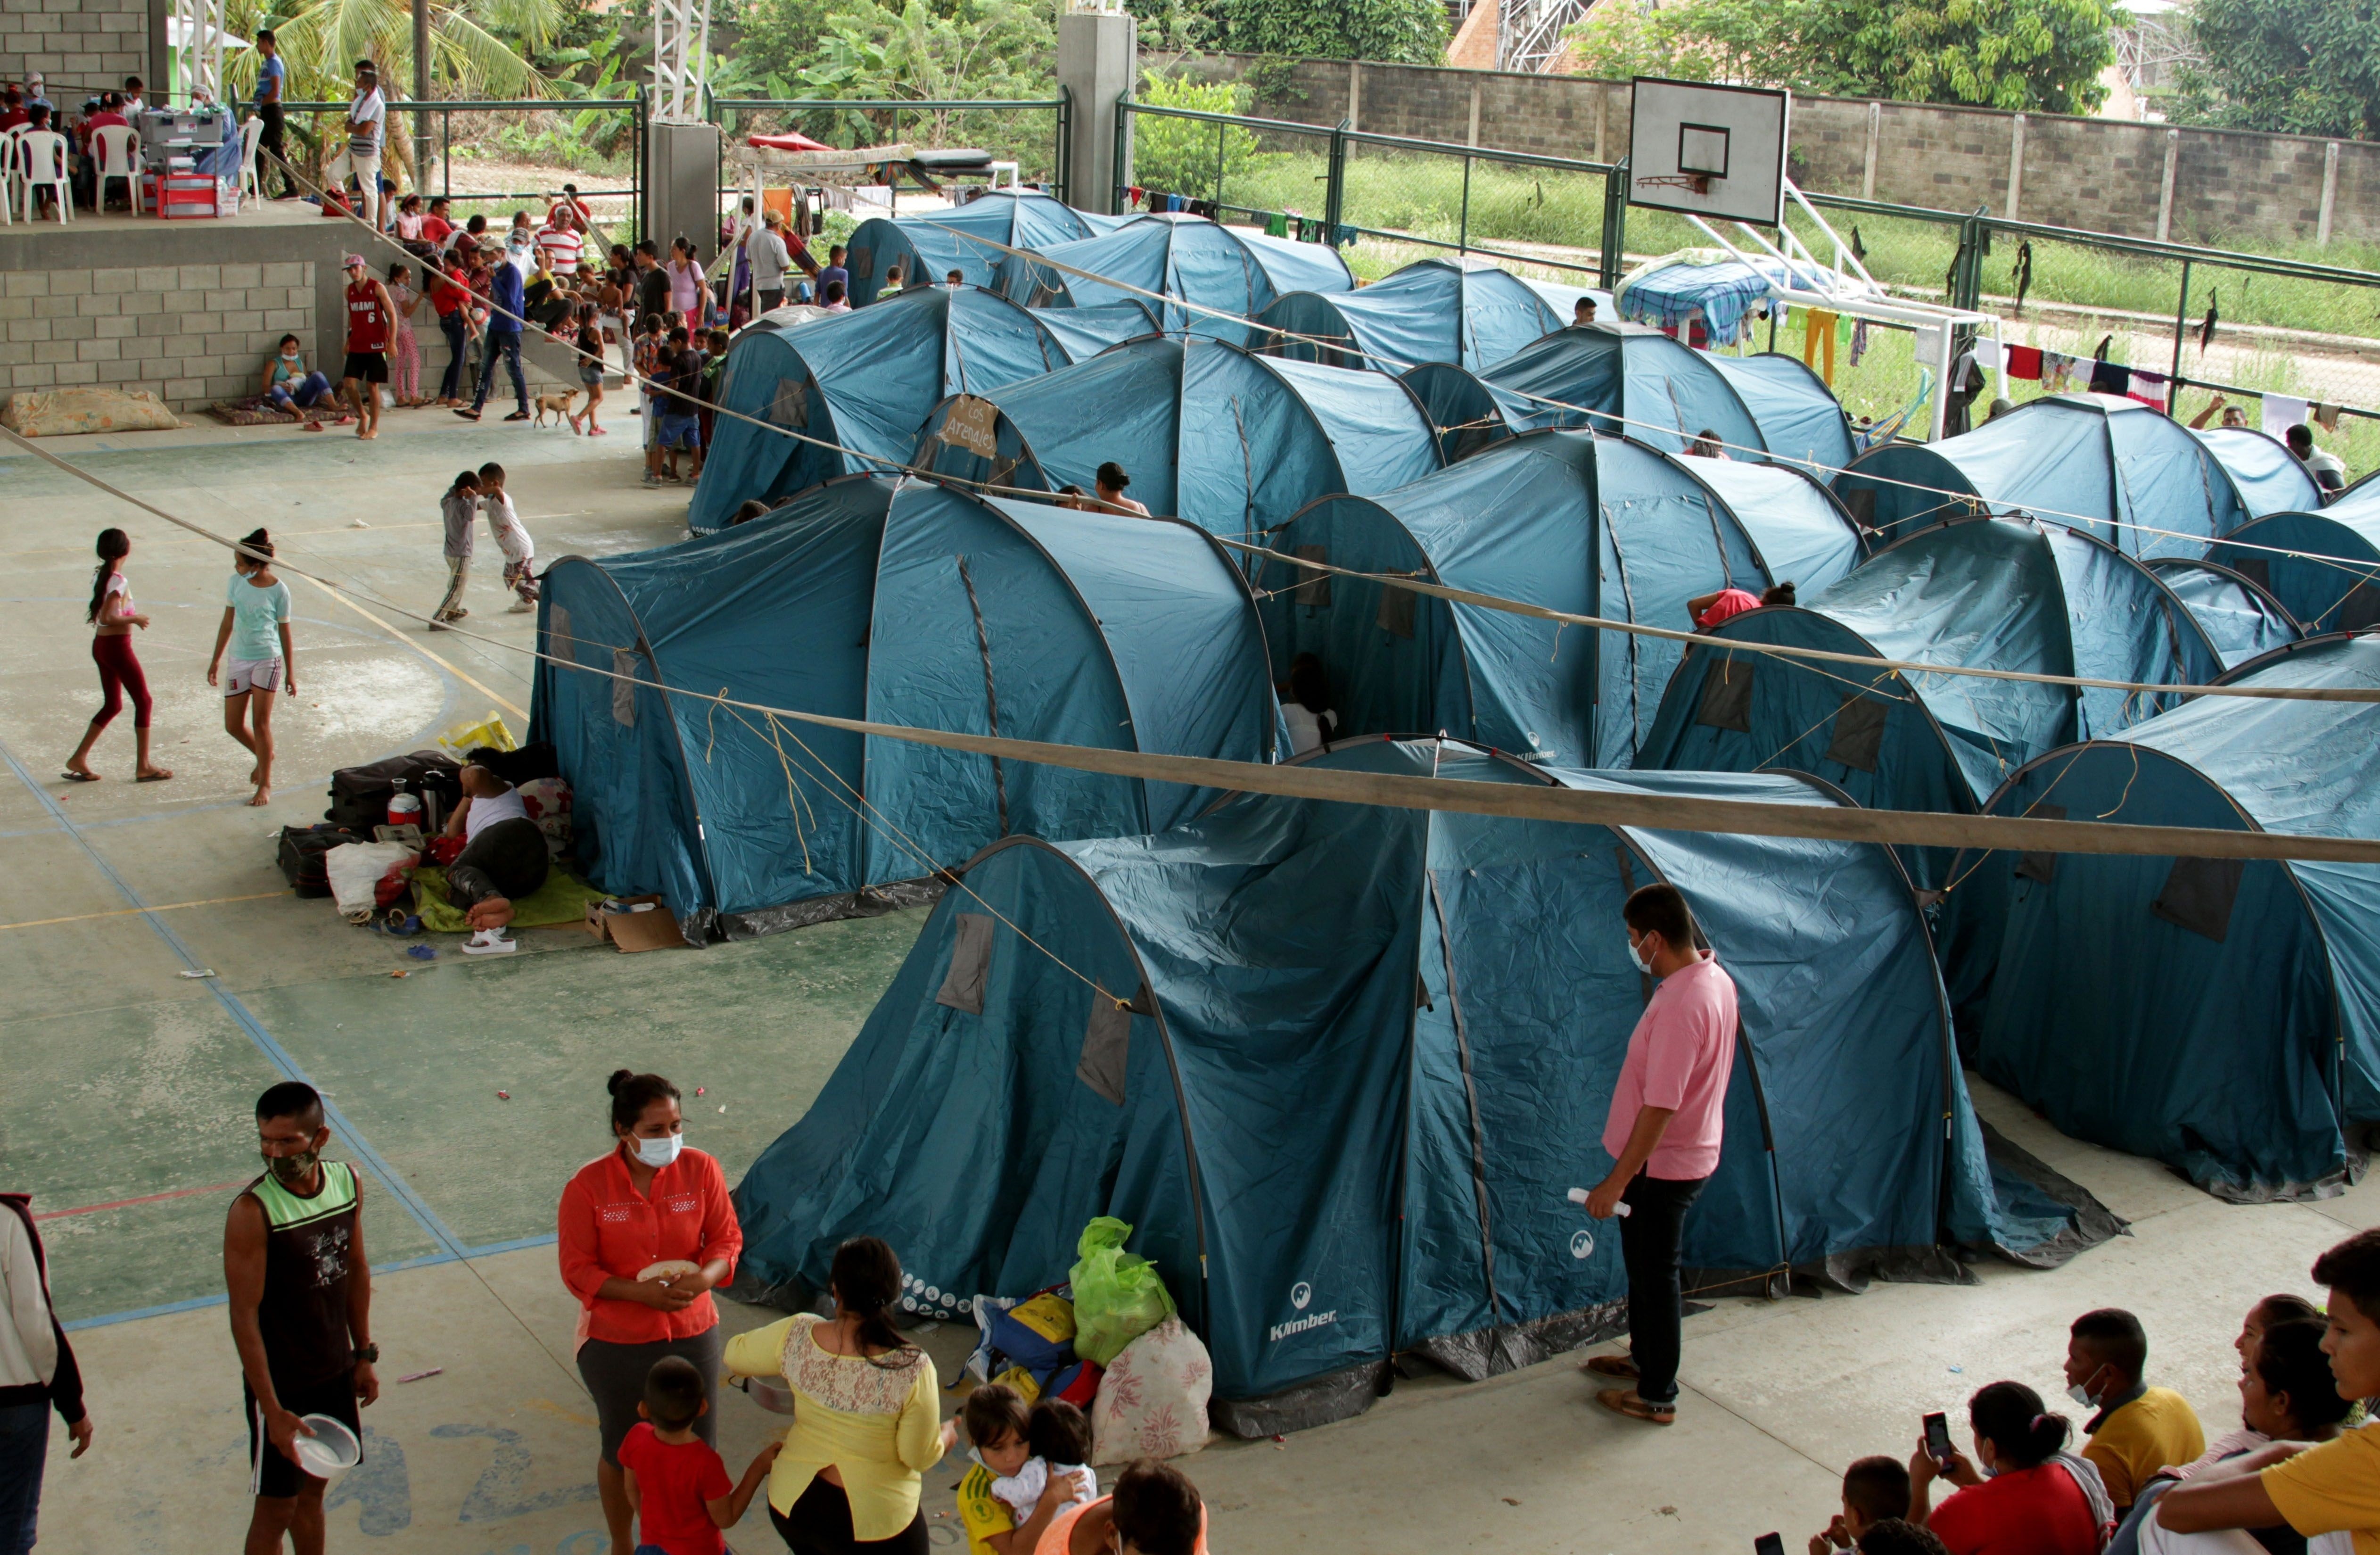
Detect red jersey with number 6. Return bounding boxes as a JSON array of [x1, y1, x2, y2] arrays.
[[346, 279, 391, 354]]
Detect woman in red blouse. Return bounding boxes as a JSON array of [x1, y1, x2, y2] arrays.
[[559, 1068, 742, 1555]]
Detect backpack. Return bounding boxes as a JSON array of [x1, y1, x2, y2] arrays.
[[325, 749, 463, 831], [277, 823, 371, 897]]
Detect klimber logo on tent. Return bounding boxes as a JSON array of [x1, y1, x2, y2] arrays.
[[1269, 1280, 1334, 1343], [1571, 1228, 1594, 1260]]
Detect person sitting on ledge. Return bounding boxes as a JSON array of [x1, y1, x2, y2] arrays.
[[441, 764, 549, 945]]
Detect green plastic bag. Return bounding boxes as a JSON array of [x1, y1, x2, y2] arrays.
[[1069, 1216, 1177, 1367]]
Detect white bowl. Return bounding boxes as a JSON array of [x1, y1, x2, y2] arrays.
[[293, 1414, 362, 1478], [638, 1260, 701, 1283], [739, 1375, 799, 1415]]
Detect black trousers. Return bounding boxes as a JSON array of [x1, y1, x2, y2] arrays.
[[1619, 1169, 1709, 1406], [257, 103, 294, 197], [448, 817, 548, 909], [770, 1475, 929, 1555]]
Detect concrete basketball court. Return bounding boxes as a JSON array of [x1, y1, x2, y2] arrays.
[[1, 407, 2372, 1555]]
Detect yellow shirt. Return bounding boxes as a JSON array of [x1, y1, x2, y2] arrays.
[[2083, 1386, 2206, 1509], [956, 1462, 1017, 1555], [722, 1314, 946, 1539], [2264, 1421, 2380, 1555]]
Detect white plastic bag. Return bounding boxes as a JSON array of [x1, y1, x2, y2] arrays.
[[1088, 1316, 1211, 1465], [325, 841, 416, 923]]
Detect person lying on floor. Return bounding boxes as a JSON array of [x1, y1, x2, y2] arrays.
[[441, 764, 549, 943]]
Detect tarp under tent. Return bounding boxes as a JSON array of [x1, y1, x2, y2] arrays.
[[692, 287, 1127, 533], [914, 337, 1183, 515], [532, 475, 1279, 937], [1708, 352, 1859, 474], [1257, 256, 1587, 372], [1634, 517, 2230, 884], [1957, 632, 2380, 1200], [728, 737, 2111, 1434], [2208, 487, 2380, 634], [1175, 338, 1443, 544], [2144, 557, 2303, 669], [1252, 431, 1861, 768], [2191, 426, 2325, 518], [843, 192, 1096, 306], [990, 213, 1352, 342], [1399, 324, 1763, 463], [1830, 393, 2254, 555]]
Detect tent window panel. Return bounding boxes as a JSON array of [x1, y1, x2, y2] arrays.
[[2343, 584, 2380, 633], [2153, 856, 2245, 942], [2013, 802, 2066, 884], [1293, 545, 1332, 608], [1077, 994, 1130, 1105], [545, 605, 574, 661], [1377, 581, 1416, 639], [935, 913, 996, 1014], [769, 377, 811, 429], [848, 245, 873, 280], [1695, 656, 1754, 732], [1842, 487, 1877, 532], [611, 648, 639, 728], [1825, 695, 1889, 771], [2232, 555, 2272, 590]]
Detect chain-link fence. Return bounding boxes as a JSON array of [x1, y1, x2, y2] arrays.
[[283, 98, 642, 234]]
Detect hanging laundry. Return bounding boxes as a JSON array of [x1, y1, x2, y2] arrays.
[[2199, 291, 2219, 351], [1127, 186, 1146, 206], [2315, 401, 2345, 431], [1973, 337, 2005, 372], [1264, 211, 1290, 238], [2262, 392, 2310, 432], [1802, 308, 1839, 387], [1848, 318, 1872, 369], [2126, 368, 2170, 409], [2093, 334, 2114, 362], [2090, 359, 2132, 397], [2004, 344, 2044, 380]]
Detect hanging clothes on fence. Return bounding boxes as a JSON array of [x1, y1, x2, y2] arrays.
[[1801, 307, 1839, 387]]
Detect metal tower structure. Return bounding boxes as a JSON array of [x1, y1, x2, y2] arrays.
[[1497, 0, 1595, 74], [650, 0, 715, 122], [171, 0, 228, 103]]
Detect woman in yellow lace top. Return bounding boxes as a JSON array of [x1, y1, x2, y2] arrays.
[[723, 1236, 953, 1553]]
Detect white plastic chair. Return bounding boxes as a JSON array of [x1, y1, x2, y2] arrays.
[[92, 123, 140, 214], [0, 125, 18, 225], [238, 114, 264, 204], [17, 129, 69, 223]]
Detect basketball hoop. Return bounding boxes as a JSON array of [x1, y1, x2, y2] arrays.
[[1626, 78, 1788, 226]]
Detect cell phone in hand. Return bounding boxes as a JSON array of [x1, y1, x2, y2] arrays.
[[1924, 1410, 1954, 1464], [1754, 1534, 1785, 1555]]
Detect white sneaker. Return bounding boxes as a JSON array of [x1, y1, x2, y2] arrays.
[[461, 929, 518, 955], [507, 599, 535, 613]]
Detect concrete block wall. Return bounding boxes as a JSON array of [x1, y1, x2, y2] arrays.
[[1168, 51, 2380, 250], [0, 261, 316, 404], [0, 0, 148, 98]]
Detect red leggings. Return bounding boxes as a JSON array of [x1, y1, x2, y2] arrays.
[[91, 633, 151, 730]]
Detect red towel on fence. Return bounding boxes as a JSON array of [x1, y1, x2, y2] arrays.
[[2004, 344, 2043, 380]]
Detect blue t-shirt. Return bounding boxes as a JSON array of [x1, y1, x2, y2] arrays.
[[256, 55, 286, 110], [226, 573, 291, 661]]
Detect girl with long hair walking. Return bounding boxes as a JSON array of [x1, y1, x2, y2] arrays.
[[205, 529, 295, 806], [62, 528, 171, 784]]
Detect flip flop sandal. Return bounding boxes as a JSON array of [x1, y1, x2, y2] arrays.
[[135, 770, 173, 782], [1595, 1389, 1674, 1425], [60, 770, 99, 782]]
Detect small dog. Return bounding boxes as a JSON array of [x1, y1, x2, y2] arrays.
[[533, 389, 582, 428]]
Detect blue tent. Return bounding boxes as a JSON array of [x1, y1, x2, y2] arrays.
[[532, 475, 1279, 936], [691, 287, 1113, 533], [843, 192, 1096, 306], [991, 213, 1352, 343], [1255, 431, 1861, 767], [914, 337, 1183, 515], [1708, 352, 1859, 473], [2143, 558, 2302, 668], [1960, 633, 2380, 1200], [1175, 338, 1443, 544], [730, 737, 2104, 1433], [1634, 517, 2229, 883], [2191, 426, 2324, 518], [1400, 325, 1766, 463], [1832, 393, 2255, 556], [1258, 257, 1578, 372], [2208, 482, 2380, 633]]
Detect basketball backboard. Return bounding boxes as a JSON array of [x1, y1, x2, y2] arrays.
[[1627, 78, 1790, 227]]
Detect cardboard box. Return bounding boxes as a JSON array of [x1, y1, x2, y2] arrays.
[[586, 894, 686, 952]]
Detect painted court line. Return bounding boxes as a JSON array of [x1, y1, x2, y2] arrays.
[[61, 1233, 561, 1332], [0, 891, 288, 933], [33, 1180, 252, 1220], [0, 734, 468, 1261]]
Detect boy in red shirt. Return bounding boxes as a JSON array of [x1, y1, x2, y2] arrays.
[[618, 1356, 777, 1555]]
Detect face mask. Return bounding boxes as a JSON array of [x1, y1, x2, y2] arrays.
[[632, 1132, 683, 1169], [2067, 1381, 2099, 1408], [1625, 935, 1650, 974], [266, 1145, 320, 1186]]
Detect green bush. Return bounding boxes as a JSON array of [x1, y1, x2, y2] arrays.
[[1131, 72, 1261, 198]]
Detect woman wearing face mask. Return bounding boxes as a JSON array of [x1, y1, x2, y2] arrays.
[[559, 1069, 743, 1555], [1908, 1381, 2112, 1555]]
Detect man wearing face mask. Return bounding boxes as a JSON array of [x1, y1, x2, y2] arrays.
[[558, 1069, 742, 1555], [1580, 882, 1738, 1427], [224, 1082, 378, 1555], [2067, 1307, 2204, 1518]]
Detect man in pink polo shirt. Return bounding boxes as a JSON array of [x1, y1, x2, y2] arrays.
[[1581, 881, 1738, 1426]]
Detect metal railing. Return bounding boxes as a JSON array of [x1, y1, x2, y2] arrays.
[[714, 95, 1071, 210], [279, 96, 642, 213]]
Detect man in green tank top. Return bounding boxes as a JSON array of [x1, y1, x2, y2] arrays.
[[225, 1082, 379, 1555]]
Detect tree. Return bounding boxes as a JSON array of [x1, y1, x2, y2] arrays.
[[1565, 0, 2116, 116], [1211, 0, 1446, 66], [2170, 0, 2380, 141], [224, 0, 567, 99], [1130, 70, 1260, 194]]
